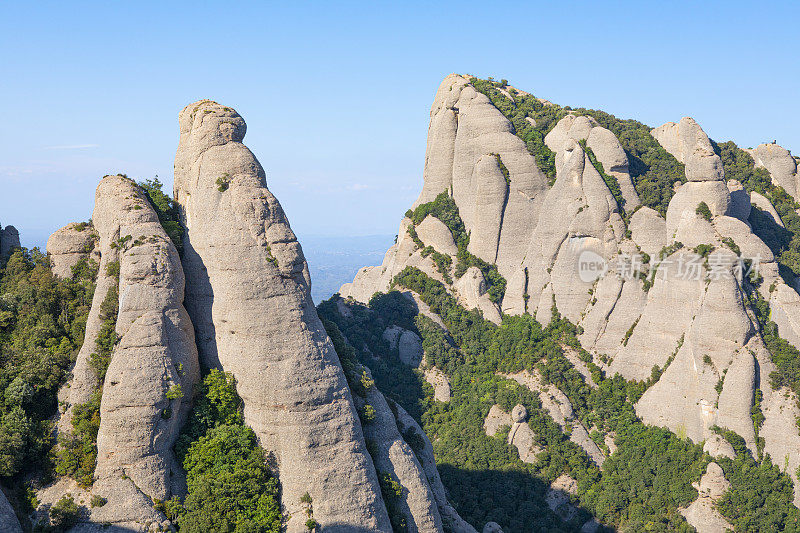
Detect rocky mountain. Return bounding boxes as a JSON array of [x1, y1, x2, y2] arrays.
[[338, 74, 800, 531], [1, 75, 799, 533], [2, 101, 471, 533]]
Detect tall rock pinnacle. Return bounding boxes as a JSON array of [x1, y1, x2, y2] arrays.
[[173, 100, 393, 531]]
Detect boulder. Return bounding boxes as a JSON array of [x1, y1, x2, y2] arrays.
[[703, 434, 736, 460], [46, 222, 99, 278], [749, 143, 799, 200], [511, 404, 527, 423], [173, 100, 392, 531], [416, 215, 457, 256], [454, 266, 502, 324], [651, 117, 724, 182]]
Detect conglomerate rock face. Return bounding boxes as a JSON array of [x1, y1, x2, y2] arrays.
[[44, 175, 201, 531], [46, 222, 100, 279], [341, 74, 800, 504], [173, 100, 395, 532]]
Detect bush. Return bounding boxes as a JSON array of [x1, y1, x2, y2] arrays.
[[137, 177, 184, 254], [179, 424, 281, 533], [695, 201, 712, 222], [49, 494, 79, 530]]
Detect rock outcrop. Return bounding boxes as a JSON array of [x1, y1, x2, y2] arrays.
[[0, 490, 22, 533], [342, 75, 800, 505], [747, 142, 799, 200], [44, 175, 201, 531], [173, 100, 393, 531], [46, 222, 99, 278], [680, 462, 733, 533], [0, 223, 20, 259], [90, 175, 200, 527]]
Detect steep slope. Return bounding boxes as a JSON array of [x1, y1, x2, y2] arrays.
[[38, 175, 201, 531], [174, 100, 443, 532], [340, 74, 800, 530]]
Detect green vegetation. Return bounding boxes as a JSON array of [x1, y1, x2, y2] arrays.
[[322, 265, 800, 532], [469, 77, 562, 181], [0, 247, 95, 496], [746, 284, 800, 406], [695, 201, 712, 222], [580, 140, 626, 217], [56, 253, 121, 487], [216, 173, 231, 192], [574, 108, 686, 217], [717, 141, 800, 281], [469, 76, 686, 216], [405, 192, 506, 305], [48, 494, 79, 531], [168, 370, 282, 532], [378, 471, 407, 532], [138, 177, 184, 254]]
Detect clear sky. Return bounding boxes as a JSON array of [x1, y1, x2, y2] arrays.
[[1, 1, 798, 249]]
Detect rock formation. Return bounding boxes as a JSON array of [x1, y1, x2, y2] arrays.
[[43, 175, 201, 531], [46, 222, 99, 278], [680, 462, 733, 533], [0, 223, 20, 259], [342, 74, 800, 505], [173, 100, 393, 531], [747, 142, 799, 200]]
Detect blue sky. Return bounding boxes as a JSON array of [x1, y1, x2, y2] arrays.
[[1, 1, 798, 249]]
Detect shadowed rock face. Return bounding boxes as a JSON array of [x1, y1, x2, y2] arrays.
[[0, 489, 22, 533], [173, 100, 393, 532], [0, 223, 20, 259]]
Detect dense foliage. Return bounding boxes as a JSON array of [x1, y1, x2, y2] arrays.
[[405, 192, 506, 305], [324, 265, 800, 532], [168, 369, 282, 532], [0, 248, 94, 484], [55, 259, 119, 488], [717, 141, 800, 280]]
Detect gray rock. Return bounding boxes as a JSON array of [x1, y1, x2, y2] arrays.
[[726, 180, 751, 221], [416, 215, 457, 256], [358, 368, 443, 532], [651, 117, 724, 182], [511, 404, 527, 423], [453, 266, 502, 324], [750, 191, 785, 228], [703, 435, 736, 460], [0, 224, 20, 259], [483, 522, 503, 533], [680, 462, 733, 533], [394, 404, 478, 533], [173, 100, 392, 532], [749, 143, 799, 200], [46, 222, 100, 279], [424, 366, 451, 402], [91, 175, 200, 526], [0, 489, 21, 533]]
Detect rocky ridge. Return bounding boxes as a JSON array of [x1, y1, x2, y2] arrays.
[[342, 74, 800, 506]]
